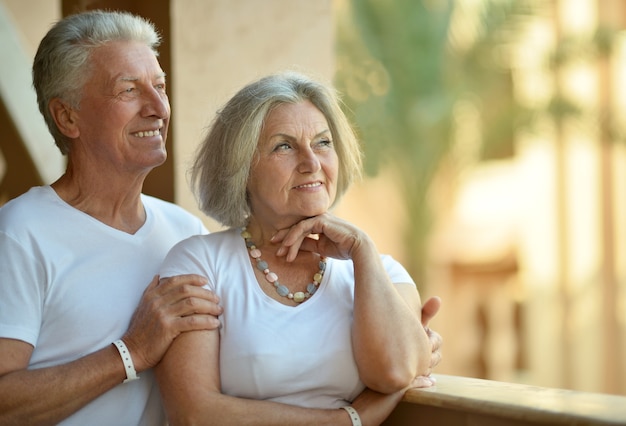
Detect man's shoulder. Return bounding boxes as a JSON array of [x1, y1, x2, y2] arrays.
[[141, 194, 196, 218], [141, 194, 207, 233], [0, 186, 53, 230]]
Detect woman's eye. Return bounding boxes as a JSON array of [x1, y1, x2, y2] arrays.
[[274, 142, 292, 151], [315, 139, 333, 149]]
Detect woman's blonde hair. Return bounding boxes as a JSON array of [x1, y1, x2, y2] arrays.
[[191, 71, 363, 228]]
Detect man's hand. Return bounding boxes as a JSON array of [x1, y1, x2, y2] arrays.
[[418, 296, 443, 383], [122, 275, 222, 371]]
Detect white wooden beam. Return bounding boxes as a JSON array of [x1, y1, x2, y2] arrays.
[[0, 2, 64, 184]]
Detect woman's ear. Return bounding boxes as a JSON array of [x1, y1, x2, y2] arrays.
[[49, 98, 80, 139]]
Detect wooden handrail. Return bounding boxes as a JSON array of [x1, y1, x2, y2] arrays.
[[383, 375, 626, 425]]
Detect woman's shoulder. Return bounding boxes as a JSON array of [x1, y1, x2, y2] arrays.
[[380, 254, 414, 284], [329, 254, 413, 283], [160, 228, 243, 279], [169, 227, 241, 253]]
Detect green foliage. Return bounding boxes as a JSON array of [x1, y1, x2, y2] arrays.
[[335, 0, 537, 281]]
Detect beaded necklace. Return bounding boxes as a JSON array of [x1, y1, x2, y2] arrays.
[[241, 227, 326, 303]]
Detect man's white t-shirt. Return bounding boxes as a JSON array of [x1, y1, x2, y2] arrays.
[[160, 228, 414, 409], [0, 186, 207, 426]]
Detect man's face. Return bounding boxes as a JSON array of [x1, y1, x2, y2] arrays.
[[70, 40, 170, 174]]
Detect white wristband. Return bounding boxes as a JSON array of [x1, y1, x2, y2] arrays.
[[340, 406, 362, 426], [112, 339, 139, 383]]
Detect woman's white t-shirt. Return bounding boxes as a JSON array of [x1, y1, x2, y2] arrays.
[[160, 228, 414, 409]]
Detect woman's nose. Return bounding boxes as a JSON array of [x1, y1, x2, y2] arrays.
[[297, 147, 321, 173]]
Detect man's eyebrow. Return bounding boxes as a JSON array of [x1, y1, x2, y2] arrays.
[[118, 76, 139, 82], [116, 72, 167, 83]]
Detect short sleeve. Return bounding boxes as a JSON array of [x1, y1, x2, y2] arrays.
[[381, 254, 415, 285], [0, 232, 45, 345]]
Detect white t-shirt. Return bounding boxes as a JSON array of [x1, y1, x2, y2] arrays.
[[0, 186, 207, 426], [160, 228, 414, 409]]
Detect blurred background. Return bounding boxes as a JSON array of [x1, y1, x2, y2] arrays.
[[1, 0, 625, 396]]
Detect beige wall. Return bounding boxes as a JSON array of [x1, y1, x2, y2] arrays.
[[171, 0, 335, 231], [1, 0, 59, 56]]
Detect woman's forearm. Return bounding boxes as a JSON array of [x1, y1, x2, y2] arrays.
[[165, 393, 354, 426], [350, 236, 431, 393]]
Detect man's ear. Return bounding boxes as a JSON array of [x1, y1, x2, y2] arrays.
[[49, 98, 80, 139]]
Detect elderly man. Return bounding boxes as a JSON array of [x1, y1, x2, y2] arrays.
[[0, 10, 221, 425]]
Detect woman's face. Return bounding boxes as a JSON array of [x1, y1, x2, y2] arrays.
[[247, 100, 338, 226]]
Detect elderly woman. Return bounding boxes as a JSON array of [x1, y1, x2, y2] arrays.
[[156, 71, 442, 425]]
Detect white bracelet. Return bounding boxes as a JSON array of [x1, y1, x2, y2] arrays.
[[340, 406, 362, 426], [112, 339, 139, 383]]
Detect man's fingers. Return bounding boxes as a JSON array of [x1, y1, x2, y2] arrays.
[[159, 275, 220, 303], [176, 313, 221, 331], [429, 329, 443, 351], [158, 274, 208, 289], [155, 274, 223, 318], [421, 296, 441, 326], [411, 375, 434, 388]]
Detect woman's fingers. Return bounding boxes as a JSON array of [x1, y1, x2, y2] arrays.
[[272, 214, 361, 261]]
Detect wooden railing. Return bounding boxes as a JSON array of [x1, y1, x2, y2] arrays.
[[382, 375, 626, 425]]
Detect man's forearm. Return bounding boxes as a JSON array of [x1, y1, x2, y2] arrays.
[[0, 344, 128, 425]]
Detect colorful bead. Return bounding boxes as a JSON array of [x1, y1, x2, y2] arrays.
[[276, 284, 290, 297], [242, 226, 326, 303]]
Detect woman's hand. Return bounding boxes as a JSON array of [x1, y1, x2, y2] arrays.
[[271, 213, 369, 262]]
